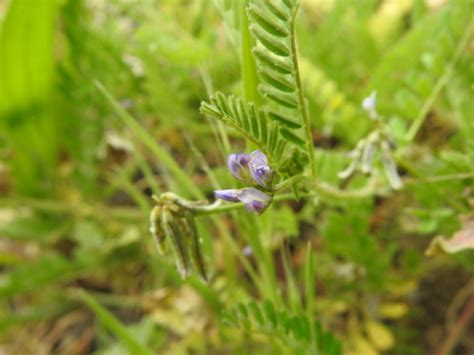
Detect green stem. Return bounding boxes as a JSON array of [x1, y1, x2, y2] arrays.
[[290, 4, 317, 187], [405, 23, 472, 142], [1, 197, 145, 220], [396, 157, 468, 213], [194, 182, 375, 216]]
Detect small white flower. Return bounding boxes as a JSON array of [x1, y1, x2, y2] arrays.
[[362, 91, 377, 119]]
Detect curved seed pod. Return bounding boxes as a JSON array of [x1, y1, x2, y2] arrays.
[[361, 141, 376, 174], [381, 141, 403, 190], [149, 206, 166, 255], [162, 208, 192, 279], [338, 158, 358, 179], [183, 210, 208, 282]]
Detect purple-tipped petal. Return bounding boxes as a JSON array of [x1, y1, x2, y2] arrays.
[[240, 188, 271, 214], [249, 150, 272, 189], [215, 187, 272, 214], [227, 153, 251, 181], [239, 187, 270, 203], [214, 189, 242, 202], [244, 200, 267, 214]]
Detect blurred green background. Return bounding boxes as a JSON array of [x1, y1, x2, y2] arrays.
[[0, 0, 473, 354]]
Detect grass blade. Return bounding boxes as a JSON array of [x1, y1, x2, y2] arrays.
[[78, 290, 154, 355], [95, 81, 202, 199]]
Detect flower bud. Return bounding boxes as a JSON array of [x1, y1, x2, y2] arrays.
[[362, 91, 377, 119], [214, 187, 272, 214], [240, 188, 272, 214], [214, 189, 241, 202]]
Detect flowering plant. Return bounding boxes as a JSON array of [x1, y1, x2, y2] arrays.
[[215, 150, 273, 214]]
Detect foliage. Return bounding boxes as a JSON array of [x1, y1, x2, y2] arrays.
[[0, 0, 473, 354], [221, 299, 342, 355]]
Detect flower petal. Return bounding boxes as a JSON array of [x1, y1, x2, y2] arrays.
[[362, 91, 377, 113], [249, 150, 272, 189], [244, 200, 267, 214], [240, 188, 272, 214], [214, 189, 242, 202], [227, 153, 251, 181], [239, 187, 271, 203]]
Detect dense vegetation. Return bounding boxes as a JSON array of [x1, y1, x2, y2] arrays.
[[0, 0, 473, 354]]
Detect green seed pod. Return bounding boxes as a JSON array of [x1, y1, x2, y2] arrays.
[[176, 210, 208, 282], [338, 158, 358, 179], [361, 141, 376, 174], [149, 206, 166, 255], [381, 141, 403, 190], [182, 210, 208, 282], [162, 207, 192, 279]]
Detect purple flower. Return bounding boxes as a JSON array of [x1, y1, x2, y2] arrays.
[[248, 150, 272, 189], [226, 151, 272, 189], [217, 151, 273, 214], [240, 188, 271, 213], [214, 187, 272, 214], [214, 189, 241, 202], [242, 245, 253, 256], [227, 153, 251, 182]]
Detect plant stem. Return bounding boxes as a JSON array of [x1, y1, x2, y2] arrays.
[[195, 182, 375, 216], [434, 297, 474, 355], [1, 197, 145, 220], [405, 23, 472, 142], [290, 4, 317, 188]]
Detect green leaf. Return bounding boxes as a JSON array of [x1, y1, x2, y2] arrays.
[[304, 243, 315, 317], [253, 47, 293, 74], [248, 4, 289, 38], [240, 0, 261, 106], [250, 25, 290, 57], [0, 0, 57, 119], [200, 93, 287, 166], [78, 290, 154, 355]]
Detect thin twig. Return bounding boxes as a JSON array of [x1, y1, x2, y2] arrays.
[[434, 296, 474, 355], [405, 23, 473, 141]]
